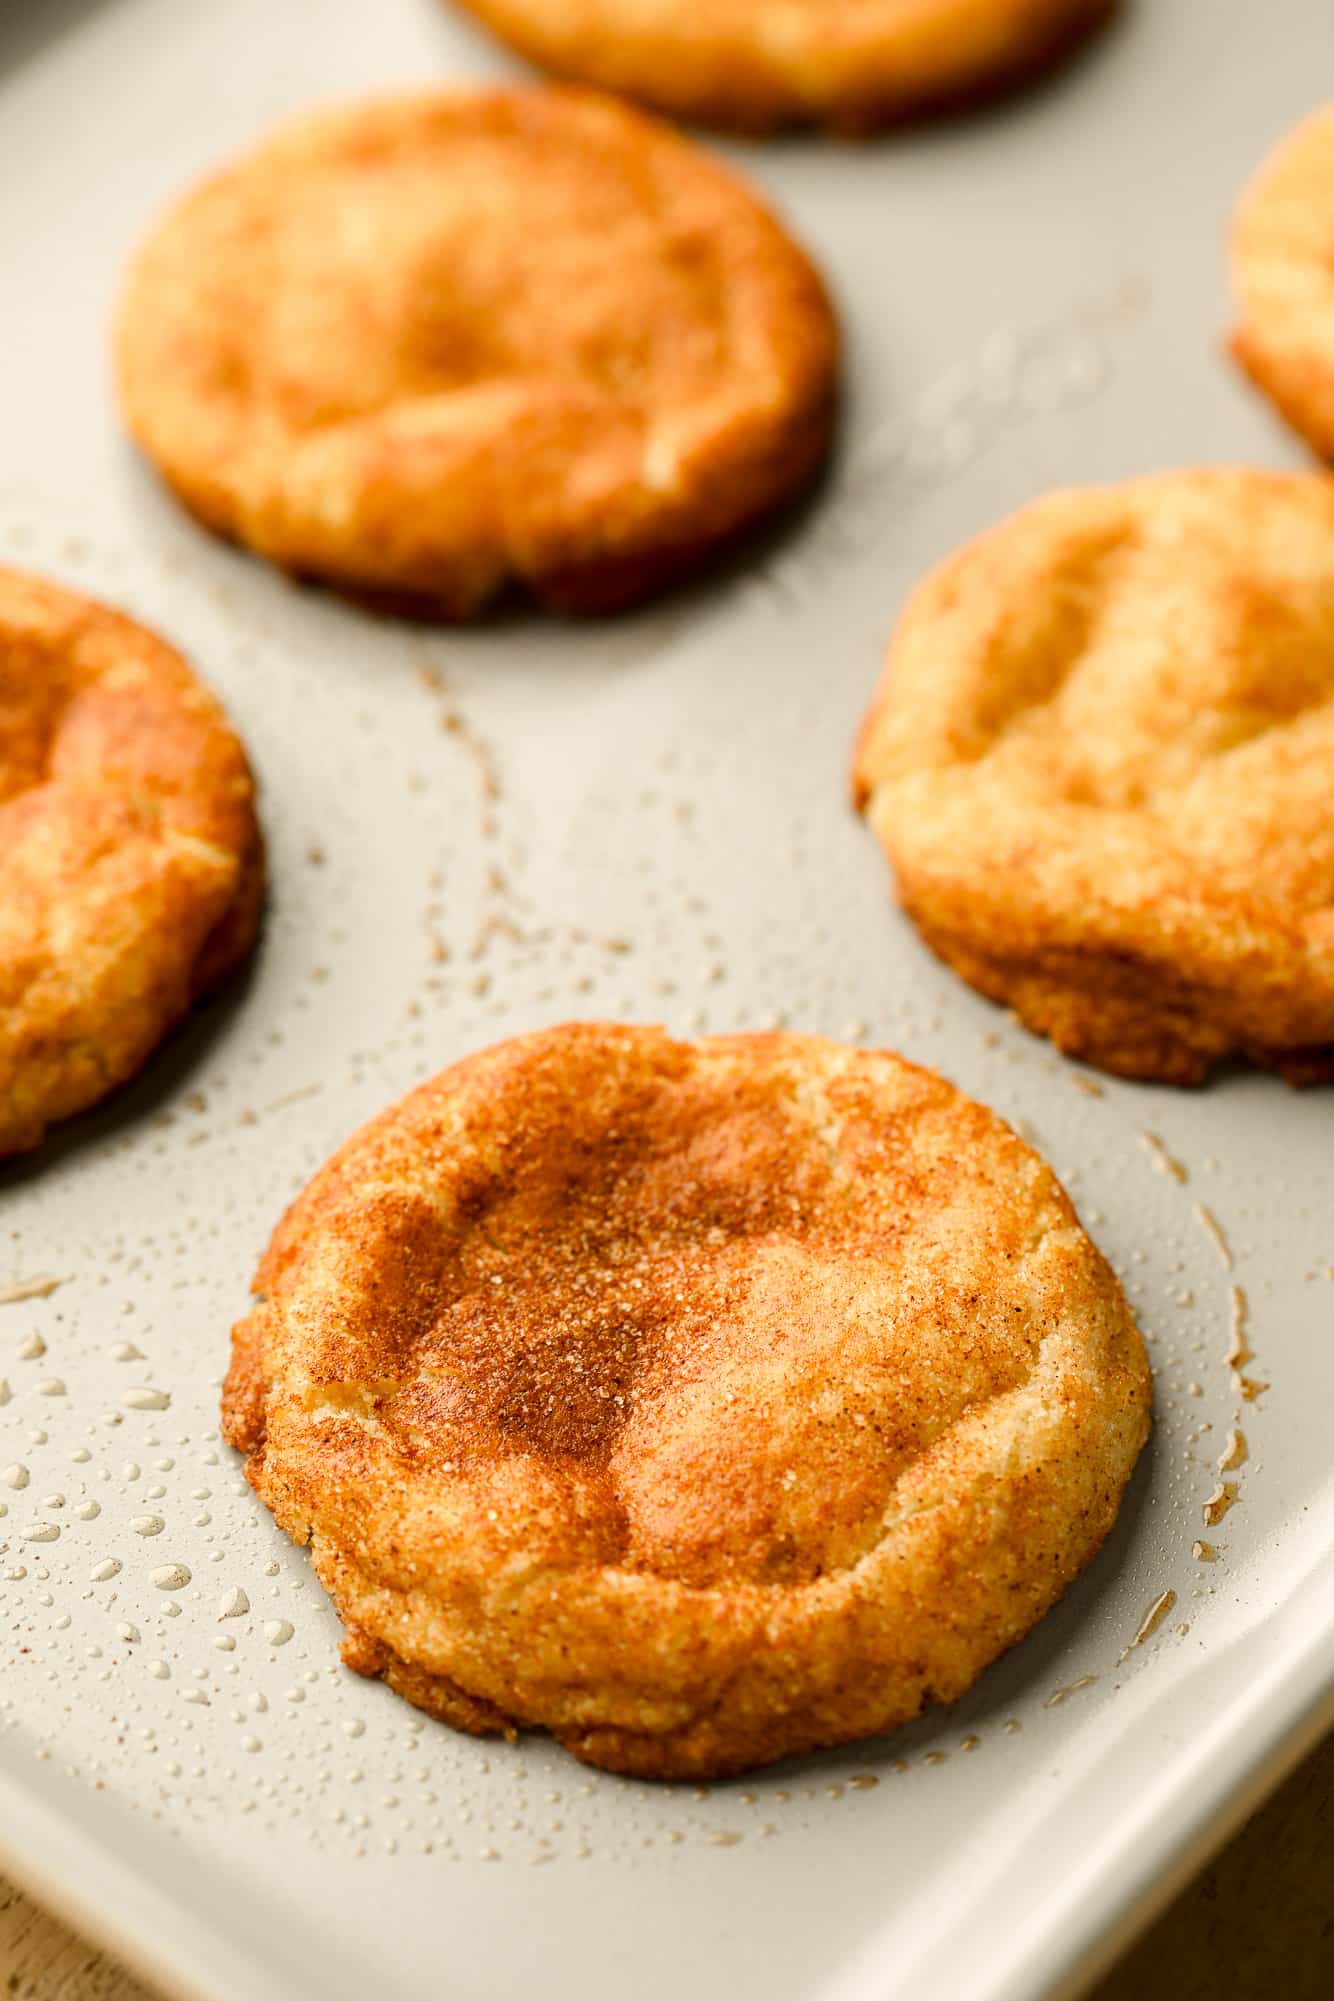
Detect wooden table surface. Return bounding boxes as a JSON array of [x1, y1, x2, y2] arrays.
[[3, 1728, 1331, 2001]]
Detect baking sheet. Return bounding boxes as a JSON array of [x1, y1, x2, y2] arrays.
[[1, 2, 1332, 1999]]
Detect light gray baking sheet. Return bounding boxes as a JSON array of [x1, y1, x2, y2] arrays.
[[1, 3, 1332, 1999]]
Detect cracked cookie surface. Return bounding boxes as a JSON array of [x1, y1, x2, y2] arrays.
[[223, 1021, 1148, 1778], [0, 567, 262, 1155], [853, 470, 1334, 1085], [116, 87, 837, 618]]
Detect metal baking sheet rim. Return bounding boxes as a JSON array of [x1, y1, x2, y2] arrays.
[[2, 1568, 1331, 2001]]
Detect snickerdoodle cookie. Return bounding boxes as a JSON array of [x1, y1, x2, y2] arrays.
[[223, 1022, 1149, 1778], [853, 471, 1334, 1085], [0, 568, 261, 1155], [1231, 104, 1334, 461], [116, 88, 837, 617], [443, 0, 1116, 134]]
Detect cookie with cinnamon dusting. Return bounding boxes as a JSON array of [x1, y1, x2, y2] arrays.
[[443, 0, 1116, 135], [0, 567, 262, 1155], [223, 1022, 1148, 1778], [1231, 103, 1334, 462], [853, 471, 1334, 1085], [115, 87, 837, 617]]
